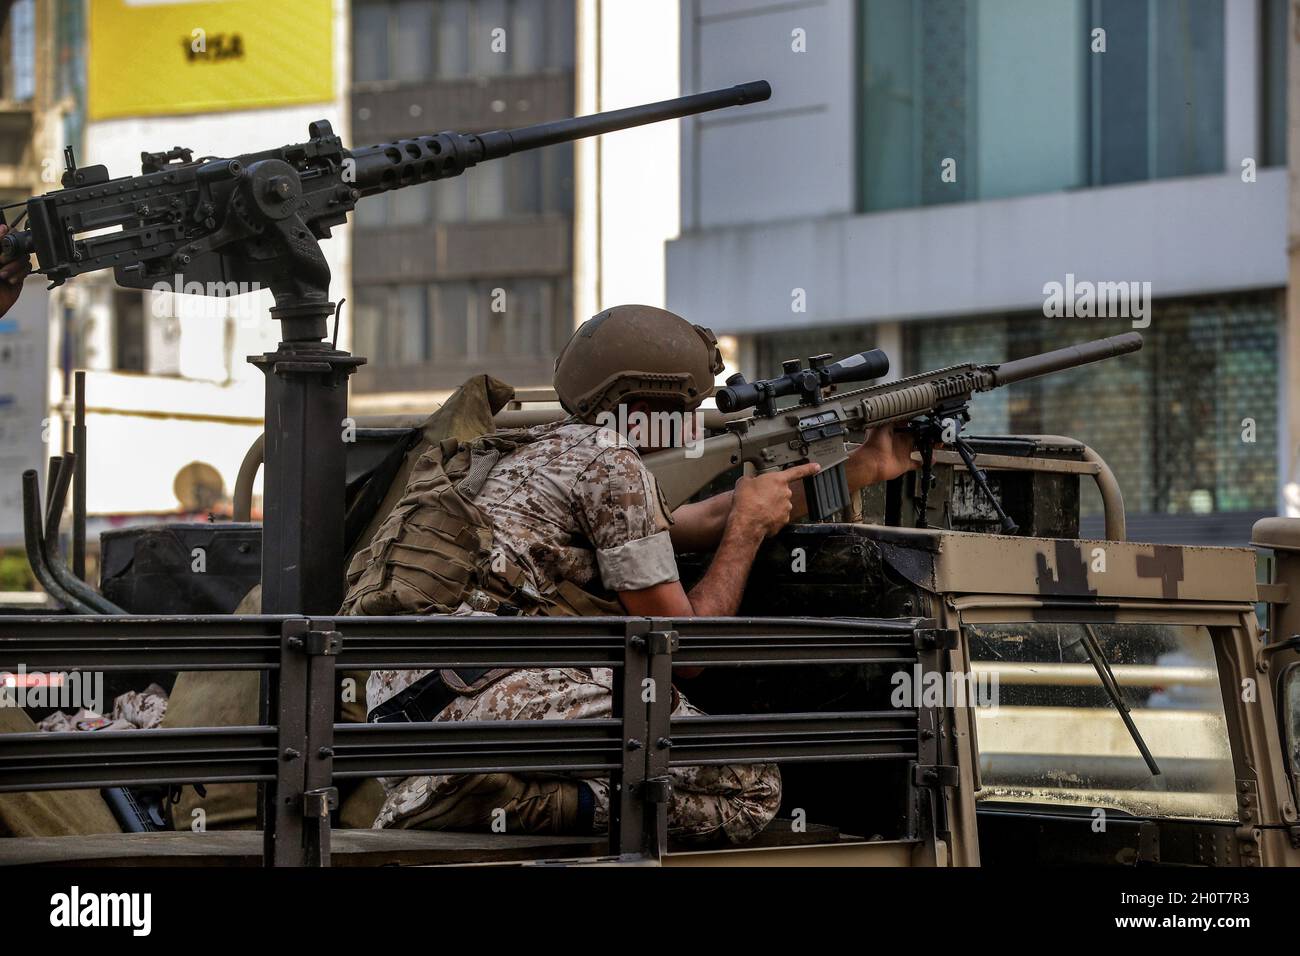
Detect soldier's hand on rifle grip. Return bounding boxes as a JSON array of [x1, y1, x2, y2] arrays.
[[731, 461, 822, 538], [852, 425, 921, 486], [0, 224, 32, 318]]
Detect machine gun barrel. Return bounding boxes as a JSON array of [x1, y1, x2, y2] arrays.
[[485, 80, 771, 155], [349, 80, 771, 196]]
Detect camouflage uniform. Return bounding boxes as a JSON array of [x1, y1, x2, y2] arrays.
[[35, 683, 169, 733], [368, 419, 781, 845]]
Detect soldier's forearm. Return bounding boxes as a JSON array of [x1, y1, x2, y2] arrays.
[[669, 491, 734, 552], [845, 443, 882, 494], [685, 513, 764, 616]]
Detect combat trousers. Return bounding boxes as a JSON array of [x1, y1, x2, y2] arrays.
[[373, 666, 782, 845]]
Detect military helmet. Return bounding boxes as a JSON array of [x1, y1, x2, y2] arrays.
[[553, 304, 725, 422]]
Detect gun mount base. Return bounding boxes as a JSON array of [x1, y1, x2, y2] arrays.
[[249, 337, 365, 615]]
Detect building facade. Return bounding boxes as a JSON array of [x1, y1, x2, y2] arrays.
[[0, 0, 349, 552], [347, 0, 578, 407], [346, 0, 685, 412], [0, 0, 75, 550], [0, 0, 679, 558], [668, 0, 1289, 544]]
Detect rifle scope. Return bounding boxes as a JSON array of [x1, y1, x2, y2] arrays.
[[716, 347, 890, 413]]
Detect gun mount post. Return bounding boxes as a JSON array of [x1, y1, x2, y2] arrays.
[[250, 337, 364, 615], [73, 371, 86, 581]]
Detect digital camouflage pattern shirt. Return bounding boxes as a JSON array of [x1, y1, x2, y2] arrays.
[[473, 417, 679, 596], [366, 417, 679, 717]]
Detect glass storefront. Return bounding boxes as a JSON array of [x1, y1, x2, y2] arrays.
[[754, 292, 1279, 522]]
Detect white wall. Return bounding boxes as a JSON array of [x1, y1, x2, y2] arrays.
[[669, 169, 1288, 333], [680, 0, 855, 230], [56, 0, 352, 518], [574, 0, 683, 321]]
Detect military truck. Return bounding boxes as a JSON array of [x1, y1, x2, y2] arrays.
[[0, 385, 1296, 868]]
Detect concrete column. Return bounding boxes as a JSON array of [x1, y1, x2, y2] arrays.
[[572, 0, 602, 329], [573, 0, 682, 319], [1284, 0, 1300, 516], [874, 321, 904, 383]]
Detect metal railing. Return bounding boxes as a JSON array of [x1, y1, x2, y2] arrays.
[[0, 613, 940, 866]]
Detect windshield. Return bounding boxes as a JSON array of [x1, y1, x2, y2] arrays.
[[966, 621, 1237, 821]]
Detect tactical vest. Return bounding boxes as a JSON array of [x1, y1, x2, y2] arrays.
[[340, 426, 613, 717], [341, 428, 622, 710]]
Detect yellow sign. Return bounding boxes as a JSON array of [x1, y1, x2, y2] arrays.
[[89, 0, 335, 120]]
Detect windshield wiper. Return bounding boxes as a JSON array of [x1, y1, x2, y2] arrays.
[[1079, 624, 1162, 777]]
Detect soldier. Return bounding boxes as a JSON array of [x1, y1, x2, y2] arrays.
[[353, 305, 918, 844], [0, 223, 32, 317]]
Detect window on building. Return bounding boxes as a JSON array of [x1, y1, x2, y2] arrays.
[[433, 281, 471, 357], [442, 1, 474, 78], [353, 1, 392, 85], [1262, 0, 1288, 167], [5, 0, 36, 103], [859, 0, 1226, 212], [352, 143, 573, 226], [352, 0, 575, 86], [56, 0, 85, 103], [1096, 0, 1225, 185], [394, 0, 437, 83], [393, 283, 431, 365], [352, 277, 569, 370], [110, 290, 183, 376], [351, 285, 386, 364]]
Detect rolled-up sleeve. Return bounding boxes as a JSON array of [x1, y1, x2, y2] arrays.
[[575, 446, 680, 591], [596, 530, 680, 591]]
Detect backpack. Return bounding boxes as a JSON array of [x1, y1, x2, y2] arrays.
[[339, 432, 543, 616]]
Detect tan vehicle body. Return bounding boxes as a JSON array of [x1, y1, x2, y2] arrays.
[[665, 521, 1299, 868], [3, 427, 1298, 869], [291, 412, 1292, 869]]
